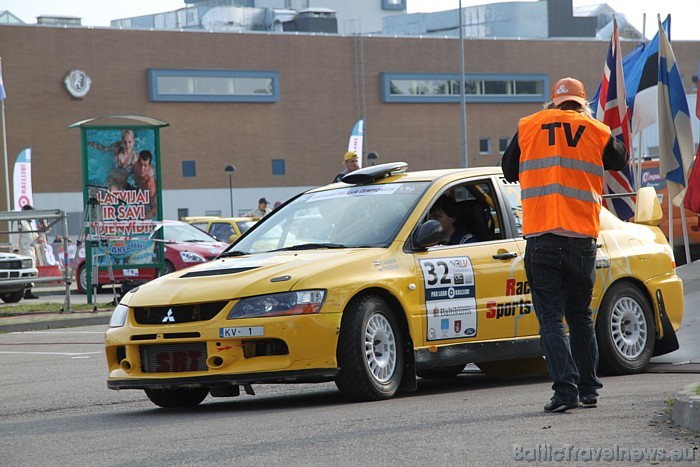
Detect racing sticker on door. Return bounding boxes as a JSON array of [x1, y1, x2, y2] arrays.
[[419, 257, 477, 341]]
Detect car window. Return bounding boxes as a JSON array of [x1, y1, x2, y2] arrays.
[[236, 220, 256, 234], [188, 222, 209, 232], [498, 178, 523, 238], [158, 223, 218, 242], [425, 179, 504, 245], [233, 182, 428, 253], [210, 223, 234, 242]]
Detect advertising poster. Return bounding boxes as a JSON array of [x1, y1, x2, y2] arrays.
[[83, 127, 163, 269]]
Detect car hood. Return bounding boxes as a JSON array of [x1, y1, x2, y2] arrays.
[[123, 248, 384, 306]]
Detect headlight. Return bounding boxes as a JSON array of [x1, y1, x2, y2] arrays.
[[179, 251, 206, 263], [109, 304, 129, 327], [227, 290, 326, 319], [21, 259, 33, 269]]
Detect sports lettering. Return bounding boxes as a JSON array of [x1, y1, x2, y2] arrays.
[[486, 299, 532, 319], [541, 122, 586, 147], [505, 279, 530, 296]]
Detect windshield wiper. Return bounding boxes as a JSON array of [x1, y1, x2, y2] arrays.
[[272, 243, 346, 252], [218, 250, 249, 257]]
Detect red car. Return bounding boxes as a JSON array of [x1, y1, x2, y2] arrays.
[[75, 220, 228, 293]]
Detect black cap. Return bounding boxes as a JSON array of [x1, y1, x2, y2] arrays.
[[22, 204, 34, 211], [259, 198, 268, 204]]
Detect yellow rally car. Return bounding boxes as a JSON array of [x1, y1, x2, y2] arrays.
[[106, 163, 684, 408], [183, 216, 258, 243]]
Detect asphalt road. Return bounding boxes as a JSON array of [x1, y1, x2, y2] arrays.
[[0, 327, 698, 465], [0, 262, 698, 464]]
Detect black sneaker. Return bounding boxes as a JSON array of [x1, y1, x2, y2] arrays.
[[24, 292, 40, 299], [579, 397, 598, 408], [544, 397, 579, 413]]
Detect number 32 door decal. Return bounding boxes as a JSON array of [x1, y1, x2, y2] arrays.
[[420, 257, 477, 341]]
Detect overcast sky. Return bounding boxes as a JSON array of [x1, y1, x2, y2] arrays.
[[3, 0, 699, 40]]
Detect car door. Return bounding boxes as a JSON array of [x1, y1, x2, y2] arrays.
[[413, 177, 534, 347]]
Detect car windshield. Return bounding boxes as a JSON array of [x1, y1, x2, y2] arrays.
[[158, 223, 218, 243], [236, 220, 256, 234], [229, 182, 428, 254]]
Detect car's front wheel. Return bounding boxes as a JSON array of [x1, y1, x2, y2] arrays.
[[144, 387, 209, 408], [596, 282, 655, 375], [0, 290, 25, 303], [335, 295, 404, 401]]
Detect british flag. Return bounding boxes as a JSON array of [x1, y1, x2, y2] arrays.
[[594, 17, 636, 221]]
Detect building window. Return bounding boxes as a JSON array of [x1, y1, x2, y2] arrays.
[[182, 160, 196, 177], [479, 138, 491, 155], [381, 73, 547, 103], [177, 208, 189, 220], [499, 137, 510, 154], [692, 74, 698, 92], [382, 0, 406, 11], [149, 69, 279, 103], [272, 159, 286, 176]]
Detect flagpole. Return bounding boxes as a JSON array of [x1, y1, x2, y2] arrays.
[[1, 99, 9, 211]]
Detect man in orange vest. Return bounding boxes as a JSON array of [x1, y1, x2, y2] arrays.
[[502, 77, 628, 413]]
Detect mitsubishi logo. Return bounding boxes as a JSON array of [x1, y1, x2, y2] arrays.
[[162, 309, 175, 323]]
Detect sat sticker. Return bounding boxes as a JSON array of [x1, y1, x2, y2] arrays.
[[420, 257, 477, 341]]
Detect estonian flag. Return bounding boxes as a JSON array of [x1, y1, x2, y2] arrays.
[[621, 16, 671, 135]]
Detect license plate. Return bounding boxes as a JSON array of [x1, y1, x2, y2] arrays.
[[123, 268, 139, 277], [219, 326, 264, 338]]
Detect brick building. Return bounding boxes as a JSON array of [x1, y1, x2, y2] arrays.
[[0, 24, 698, 232]]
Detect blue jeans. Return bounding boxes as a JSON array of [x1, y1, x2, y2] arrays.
[[524, 234, 603, 402]]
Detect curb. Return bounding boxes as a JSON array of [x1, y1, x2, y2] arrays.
[[672, 382, 700, 433], [0, 313, 111, 333]]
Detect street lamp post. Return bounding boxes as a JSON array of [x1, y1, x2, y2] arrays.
[[225, 164, 236, 216]]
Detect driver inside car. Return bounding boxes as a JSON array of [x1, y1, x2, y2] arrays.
[[429, 195, 477, 245]]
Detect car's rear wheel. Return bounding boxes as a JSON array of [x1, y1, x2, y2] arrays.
[[144, 387, 209, 408], [417, 364, 465, 379], [335, 295, 404, 401], [0, 290, 25, 303], [596, 282, 655, 375], [77, 263, 105, 295], [164, 260, 176, 275]]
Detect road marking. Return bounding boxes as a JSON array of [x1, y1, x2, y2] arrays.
[[0, 351, 102, 356], [10, 331, 105, 335]]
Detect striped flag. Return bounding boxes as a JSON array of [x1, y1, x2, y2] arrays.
[[594, 17, 635, 221], [657, 15, 695, 207], [0, 57, 6, 100]]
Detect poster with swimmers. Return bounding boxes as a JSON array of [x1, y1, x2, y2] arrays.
[[82, 127, 163, 269]]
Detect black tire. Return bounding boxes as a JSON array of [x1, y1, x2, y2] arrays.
[[164, 260, 176, 275], [77, 263, 104, 295], [77, 263, 88, 294], [596, 282, 655, 375], [144, 387, 209, 408], [417, 364, 465, 379], [0, 290, 25, 303], [335, 295, 404, 401]]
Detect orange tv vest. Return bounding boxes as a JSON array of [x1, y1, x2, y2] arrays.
[[518, 109, 611, 238]]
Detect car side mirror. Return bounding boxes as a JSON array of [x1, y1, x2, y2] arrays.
[[634, 186, 662, 226], [229, 234, 237, 243], [414, 220, 445, 248]]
